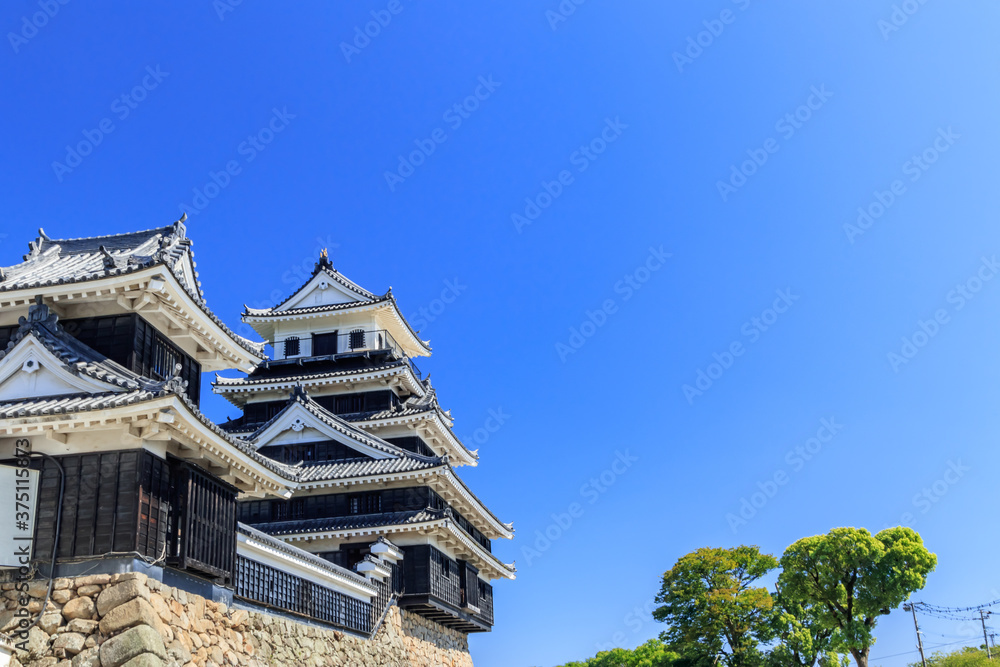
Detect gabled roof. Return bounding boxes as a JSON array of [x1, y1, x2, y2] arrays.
[[0, 296, 164, 399], [240, 252, 431, 357], [251, 252, 377, 313], [0, 298, 300, 484], [0, 219, 266, 362], [240, 385, 419, 460], [1, 220, 200, 298]]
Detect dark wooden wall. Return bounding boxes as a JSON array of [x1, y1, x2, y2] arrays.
[[33, 450, 236, 583], [63, 314, 202, 404]]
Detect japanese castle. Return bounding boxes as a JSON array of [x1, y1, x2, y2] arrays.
[[0, 219, 513, 637]]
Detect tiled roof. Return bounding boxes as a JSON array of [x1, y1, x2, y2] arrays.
[[214, 359, 413, 388], [247, 509, 447, 536], [246, 254, 378, 314], [242, 386, 420, 460], [0, 221, 266, 359], [0, 389, 167, 418], [0, 297, 149, 395], [296, 456, 443, 483], [346, 384, 444, 422], [244, 295, 390, 318], [0, 299, 298, 481], [0, 224, 193, 292], [236, 522, 374, 589]]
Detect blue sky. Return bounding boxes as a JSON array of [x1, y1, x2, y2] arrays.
[[3, 2, 1000, 666]]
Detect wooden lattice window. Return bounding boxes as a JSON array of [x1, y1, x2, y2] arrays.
[[349, 492, 381, 515], [349, 329, 365, 350], [284, 336, 300, 357]]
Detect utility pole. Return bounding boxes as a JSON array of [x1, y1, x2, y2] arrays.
[[905, 603, 928, 667], [980, 610, 992, 659]]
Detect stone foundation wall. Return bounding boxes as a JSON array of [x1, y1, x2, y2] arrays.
[[1, 573, 473, 667]]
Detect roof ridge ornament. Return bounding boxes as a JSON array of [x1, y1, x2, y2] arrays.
[[144, 363, 188, 395], [317, 248, 333, 271], [23, 295, 59, 331], [0, 296, 60, 359], [173, 212, 187, 239], [291, 383, 309, 401], [99, 245, 144, 272]]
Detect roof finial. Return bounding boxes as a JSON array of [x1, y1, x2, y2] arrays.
[[317, 248, 333, 270], [173, 212, 187, 239]]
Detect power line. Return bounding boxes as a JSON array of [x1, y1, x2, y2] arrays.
[[871, 638, 980, 661]]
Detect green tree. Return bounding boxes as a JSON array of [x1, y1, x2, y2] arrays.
[[768, 589, 836, 667], [777, 527, 937, 667], [556, 639, 678, 667], [917, 646, 994, 667], [653, 546, 779, 667]]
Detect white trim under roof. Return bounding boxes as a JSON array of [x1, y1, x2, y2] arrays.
[[237, 529, 376, 601]]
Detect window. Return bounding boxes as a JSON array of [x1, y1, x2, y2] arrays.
[[284, 336, 300, 357], [349, 329, 366, 350], [313, 331, 338, 356], [348, 492, 381, 515]]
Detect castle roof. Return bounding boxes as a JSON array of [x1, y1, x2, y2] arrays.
[[0, 220, 267, 369], [240, 253, 431, 357]]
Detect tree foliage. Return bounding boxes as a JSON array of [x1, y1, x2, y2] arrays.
[[653, 546, 779, 667], [556, 639, 679, 667], [915, 646, 995, 667], [777, 527, 937, 667], [559, 527, 935, 667]]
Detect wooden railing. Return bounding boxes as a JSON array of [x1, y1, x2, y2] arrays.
[[234, 556, 373, 635]]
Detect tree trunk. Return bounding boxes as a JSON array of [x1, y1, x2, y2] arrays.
[[850, 648, 869, 667]]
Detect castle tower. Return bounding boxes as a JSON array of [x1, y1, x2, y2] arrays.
[[0, 223, 406, 641], [216, 251, 514, 633]]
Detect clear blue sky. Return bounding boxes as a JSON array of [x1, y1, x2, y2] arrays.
[[3, 2, 1000, 666]]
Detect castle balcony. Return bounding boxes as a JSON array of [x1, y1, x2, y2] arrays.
[[399, 545, 494, 633], [270, 328, 422, 379]]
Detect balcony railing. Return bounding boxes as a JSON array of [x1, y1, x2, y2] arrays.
[[274, 328, 422, 378]]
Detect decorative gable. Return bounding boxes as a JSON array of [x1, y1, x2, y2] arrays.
[[279, 271, 363, 311], [249, 399, 395, 459], [0, 335, 123, 401]]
